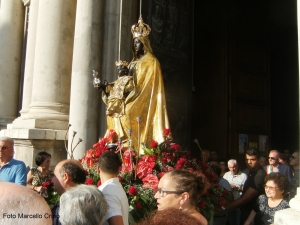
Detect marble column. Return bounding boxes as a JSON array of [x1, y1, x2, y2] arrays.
[[23, 0, 76, 128], [0, 0, 24, 130], [68, 0, 104, 160], [19, 0, 39, 117], [1, 0, 77, 169]]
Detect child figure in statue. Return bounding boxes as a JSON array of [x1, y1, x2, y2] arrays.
[[100, 60, 134, 118]]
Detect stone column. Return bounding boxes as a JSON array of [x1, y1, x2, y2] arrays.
[[68, 0, 104, 160], [19, 0, 39, 117], [1, 0, 77, 169], [0, 0, 24, 130], [22, 0, 76, 127]]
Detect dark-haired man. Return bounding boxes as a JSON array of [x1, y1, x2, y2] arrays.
[[98, 151, 129, 225], [223, 148, 266, 224], [51, 159, 86, 225]]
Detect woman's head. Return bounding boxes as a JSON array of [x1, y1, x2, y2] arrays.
[[219, 159, 228, 172], [264, 172, 289, 197], [35, 151, 51, 168], [154, 169, 209, 211], [137, 208, 200, 225]]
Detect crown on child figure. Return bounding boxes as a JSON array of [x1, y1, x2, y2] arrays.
[[115, 60, 129, 67], [131, 15, 151, 38]]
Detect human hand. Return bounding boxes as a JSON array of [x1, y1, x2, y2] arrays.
[[35, 186, 44, 193]]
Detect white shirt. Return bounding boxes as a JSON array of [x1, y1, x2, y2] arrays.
[[223, 170, 247, 200], [99, 177, 129, 225]]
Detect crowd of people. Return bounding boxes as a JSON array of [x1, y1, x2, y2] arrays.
[[203, 147, 299, 225], [1, 135, 299, 225]]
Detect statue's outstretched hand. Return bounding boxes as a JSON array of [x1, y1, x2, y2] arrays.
[[92, 70, 101, 89]]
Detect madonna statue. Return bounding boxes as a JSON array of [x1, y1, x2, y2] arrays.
[[104, 16, 170, 153]]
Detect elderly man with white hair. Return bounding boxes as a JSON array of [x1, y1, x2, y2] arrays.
[[223, 159, 247, 225], [59, 184, 109, 225]]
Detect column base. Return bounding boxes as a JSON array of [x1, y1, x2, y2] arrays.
[[0, 127, 68, 171], [12, 118, 69, 130]]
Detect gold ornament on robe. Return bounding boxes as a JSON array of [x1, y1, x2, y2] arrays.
[[105, 16, 171, 154]]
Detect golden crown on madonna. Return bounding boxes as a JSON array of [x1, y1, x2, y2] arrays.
[[115, 60, 129, 67], [131, 15, 151, 38]]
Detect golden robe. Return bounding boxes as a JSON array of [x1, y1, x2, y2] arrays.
[[105, 36, 170, 153]]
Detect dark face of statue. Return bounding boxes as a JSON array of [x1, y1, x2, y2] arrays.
[[117, 65, 129, 77], [133, 38, 144, 53]]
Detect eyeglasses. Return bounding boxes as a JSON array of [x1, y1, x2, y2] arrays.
[[0, 146, 10, 151], [268, 157, 277, 160], [264, 185, 278, 191], [290, 155, 297, 159], [156, 188, 185, 198]]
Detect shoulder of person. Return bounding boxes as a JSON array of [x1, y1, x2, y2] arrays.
[[258, 194, 267, 200]]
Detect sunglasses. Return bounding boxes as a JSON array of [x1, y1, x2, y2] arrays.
[[268, 157, 277, 160], [264, 185, 278, 191]]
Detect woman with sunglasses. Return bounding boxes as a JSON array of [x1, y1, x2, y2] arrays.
[[154, 169, 210, 225], [244, 173, 289, 225]]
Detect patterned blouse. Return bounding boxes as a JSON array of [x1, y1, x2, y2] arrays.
[[254, 194, 290, 225], [30, 167, 54, 186]]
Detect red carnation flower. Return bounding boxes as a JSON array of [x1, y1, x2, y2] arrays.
[[214, 182, 220, 188], [97, 180, 102, 187], [161, 157, 167, 164], [85, 178, 94, 185], [170, 143, 180, 151], [118, 176, 123, 182], [135, 201, 142, 209], [129, 186, 138, 195], [199, 201, 206, 209], [42, 181, 51, 188], [151, 140, 158, 148], [142, 174, 159, 190], [219, 198, 227, 206], [221, 189, 229, 196], [164, 128, 170, 136]]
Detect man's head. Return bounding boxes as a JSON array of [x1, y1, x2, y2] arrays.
[[268, 150, 279, 166], [289, 151, 299, 170], [98, 151, 122, 175], [202, 149, 210, 164], [228, 159, 239, 175], [52, 159, 86, 195], [210, 151, 219, 161], [60, 184, 108, 225], [259, 155, 268, 167], [245, 148, 261, 171], [0, 136, 14, 163], [0, 182, 52, 225]]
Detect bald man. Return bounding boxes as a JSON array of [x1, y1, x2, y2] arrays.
[[51, 159, 86, 225], [0, 182, 52, 225]]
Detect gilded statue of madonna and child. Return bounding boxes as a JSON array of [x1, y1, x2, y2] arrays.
[[93, 16, 170, 153]]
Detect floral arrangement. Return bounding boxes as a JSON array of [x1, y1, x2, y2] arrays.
[[41, 179, 60, 207], [80, 129, 232, 222]]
